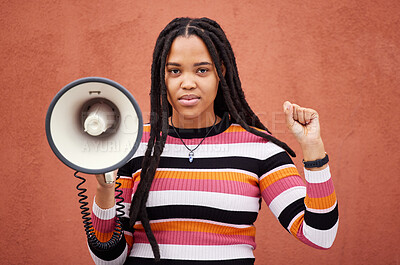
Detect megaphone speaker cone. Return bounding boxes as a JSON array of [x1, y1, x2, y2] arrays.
[[45, 77, 143, 174]]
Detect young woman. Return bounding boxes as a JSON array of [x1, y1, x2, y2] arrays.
[[90, 17, 338, 265]]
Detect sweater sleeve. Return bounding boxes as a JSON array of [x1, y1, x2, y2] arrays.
[[259, 153, 338, 249], [88, 174, 135, 264]]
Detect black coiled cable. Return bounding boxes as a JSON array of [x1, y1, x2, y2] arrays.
[[74, 171, 125, 251]]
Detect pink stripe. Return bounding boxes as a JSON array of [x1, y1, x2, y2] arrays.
[[150, 177, 260, 197], [91, 213, 116, 233], [119, 182, 139, 204], [132, 181, 139, 193], [261, 175, 305, 205], [296, 223, 326, 249], [119, 187, 133, 203], [141, 132, 150, 142], [134, 230, 256, 247], [141, 131, 270, 145], [306, 179, 335, 198]]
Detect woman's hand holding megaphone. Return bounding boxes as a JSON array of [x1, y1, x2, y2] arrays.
[[95, 170, 118, 209]]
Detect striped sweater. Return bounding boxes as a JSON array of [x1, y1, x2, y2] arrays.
[[89, 115, 338, 264]]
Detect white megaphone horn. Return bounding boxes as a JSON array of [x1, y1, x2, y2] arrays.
[[45, 77, 143, 175]]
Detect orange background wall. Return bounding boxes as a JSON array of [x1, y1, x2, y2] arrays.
[[1, 1, 399, 264]]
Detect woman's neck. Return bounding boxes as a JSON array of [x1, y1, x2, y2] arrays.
[[170, 112, 220, 129]]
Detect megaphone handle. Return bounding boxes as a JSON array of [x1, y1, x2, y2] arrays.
[[74, 171, 125, 251]]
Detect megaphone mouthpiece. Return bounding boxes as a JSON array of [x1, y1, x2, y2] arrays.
[[84, 102, 116, 136]]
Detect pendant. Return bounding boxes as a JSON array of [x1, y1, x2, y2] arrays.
[[188, 151, 194, 163]]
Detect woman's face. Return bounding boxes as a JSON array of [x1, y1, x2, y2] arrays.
[[165, 35, 220, 128]]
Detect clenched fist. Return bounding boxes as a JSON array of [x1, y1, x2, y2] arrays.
[[283, 101, 327, 166]]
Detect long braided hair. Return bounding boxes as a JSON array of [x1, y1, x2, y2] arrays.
[[128, 17, 296, 261]]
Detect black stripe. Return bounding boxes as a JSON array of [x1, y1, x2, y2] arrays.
[[120, 217, 134, 233], [88, 218, 135, 261], [278, 197, 306, 232], [258, 152, 294, 176], [125, 257, 255, 265], [304, 203, 339, 230], [147, 205, 258, 225], [88, 235, 127, 261], [125, 148, 293, 178], [159, 156, 260, 173], [167, 112, 231, 139], [118, 159, 135, 176]]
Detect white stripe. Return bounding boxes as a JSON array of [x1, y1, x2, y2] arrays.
[[303, 219, 339, 248], [121, 203, 131, 218], [260, 164, 297, 181], [304, 165, 331, 183], [118, 175, 132, 180], [146, 190, 260, 212], [92, 198, 116, 220], [306, 201, 338, 214], [287, 211, 304, 231], [131, 143, 149, 159], [130, 243, 255, 260], [89, 242, 128, 265], [269, 186, 306, 217], [135, 218, 253, 229]]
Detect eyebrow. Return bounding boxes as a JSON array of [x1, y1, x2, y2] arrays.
[[166, 62, 213, 67]]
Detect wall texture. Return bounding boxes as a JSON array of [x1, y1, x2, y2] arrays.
[[0, 1, 399, 264]]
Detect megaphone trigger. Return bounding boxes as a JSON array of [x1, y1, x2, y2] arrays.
[[104, 171, 116, 184]]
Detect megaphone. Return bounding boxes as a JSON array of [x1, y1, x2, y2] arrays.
[[45, 77, 143, 174]]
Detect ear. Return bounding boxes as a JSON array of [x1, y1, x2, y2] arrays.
[[220, 63, 226, 77]]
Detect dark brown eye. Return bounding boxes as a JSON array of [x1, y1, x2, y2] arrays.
[[169, 69, 180, 75], [197, 68, 208, 74]]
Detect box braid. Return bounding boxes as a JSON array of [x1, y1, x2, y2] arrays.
[[128, 17, 296, 261]]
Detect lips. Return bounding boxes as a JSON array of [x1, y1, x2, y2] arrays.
[[179, 94, 200, 100], [178, 94, 200, 106]]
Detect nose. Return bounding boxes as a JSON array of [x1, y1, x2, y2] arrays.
[[180, 73, 196, 90]]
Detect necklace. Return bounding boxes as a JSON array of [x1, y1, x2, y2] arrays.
[[171, 115, 217, 163]]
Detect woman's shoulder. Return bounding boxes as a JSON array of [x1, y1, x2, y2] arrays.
[[223, 122, 272, 142]]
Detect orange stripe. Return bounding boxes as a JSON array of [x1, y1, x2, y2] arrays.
[[134, 221, 255, 237], [223, 124, 267, 133], [94, 230, 113, 243], [289, 214, 304, 238], [259, 167, 299, 192], [224, 125, 247, 133], [94, 230, 129, 244], [125, 233, 134, 247], [305, 191, 337, 210], [132, 170, 258, 186], [118, 177, 134, 189]]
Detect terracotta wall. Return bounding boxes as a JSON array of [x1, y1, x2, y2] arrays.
[[1, 1, 399, 264]]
